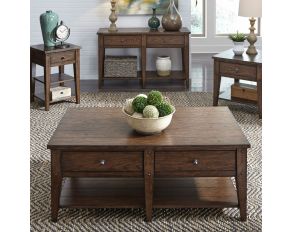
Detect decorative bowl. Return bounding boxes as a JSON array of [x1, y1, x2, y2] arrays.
[[122, 107, 175, 135]]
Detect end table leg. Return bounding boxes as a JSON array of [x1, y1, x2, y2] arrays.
[[44, 58, 51, 111], [73, 50, 80, 104], [213, 60, 221, 106], [257, 66, 262, 119], [51, 150, 62, 222], [236, 148, 247, 221], [58, 65, 65, 87], [30, 62, 36, 102], [144, 150, 154, 222]]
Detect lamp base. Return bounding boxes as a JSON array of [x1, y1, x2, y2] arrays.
[[246, 45, 258, 55]]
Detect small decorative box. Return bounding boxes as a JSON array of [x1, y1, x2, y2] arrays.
[[50, 86, 71, 101], [104, 56, 137, 78]]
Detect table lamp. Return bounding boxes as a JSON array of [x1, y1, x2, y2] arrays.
[[238, 0, 262, 55], [108, 0, 118, 32]]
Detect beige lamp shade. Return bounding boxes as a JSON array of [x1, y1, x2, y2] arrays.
[[239, 0, 262, 17]]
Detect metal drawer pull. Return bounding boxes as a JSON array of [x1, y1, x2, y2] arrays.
[[61, 56, 65, 60], [193, 159, 199, 165], [100, 160, 106, 165]]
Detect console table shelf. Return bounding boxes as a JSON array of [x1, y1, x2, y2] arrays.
[[97, 28, 190, 91]]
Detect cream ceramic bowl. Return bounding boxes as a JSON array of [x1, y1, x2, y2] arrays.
[[122, 107, 175, 135]]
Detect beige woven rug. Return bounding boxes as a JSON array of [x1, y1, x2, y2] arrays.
[[30, 92, 262, 231]]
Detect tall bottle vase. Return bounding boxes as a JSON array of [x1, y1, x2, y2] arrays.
[[162, 0, 182, 31], [40, 10, 59, 47]]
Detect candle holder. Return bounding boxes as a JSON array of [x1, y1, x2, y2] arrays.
[[108, 0, 118, 32]]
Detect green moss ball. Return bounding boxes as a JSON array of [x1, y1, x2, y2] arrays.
[[147, 90, 163, 107], [132, 96, 148, 113], [143, 105, 159, 118], [124, 98, 134, 115], [157, 102, 174, 117]]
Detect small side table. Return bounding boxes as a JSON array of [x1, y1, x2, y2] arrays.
[[212, 49, 262, 118], [30, 43, 81, 111]]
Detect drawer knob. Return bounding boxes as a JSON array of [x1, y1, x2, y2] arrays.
[[235, 68, 239, 73], [193, 159, 199, 165], [61, 56, 65, 60], [100, 160, 106, 165]]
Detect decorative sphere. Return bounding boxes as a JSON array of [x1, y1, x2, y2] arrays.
[[132, 96, 148, 113], [136, 94, 147, 99], [124, 98, 134, 115], [147, 90, 163, 107], [143, 105, 159, 118], [157, 102, 174, 117], [132, 112, 143, 118]]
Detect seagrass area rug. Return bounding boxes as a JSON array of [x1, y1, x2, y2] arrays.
[[30, 92, 262, 232]]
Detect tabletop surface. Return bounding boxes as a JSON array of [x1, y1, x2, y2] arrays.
[[97, 27, 191, 35], [213, 49, 262, 64], [30, 43, 81, 53], [48, 107, 250, 149]]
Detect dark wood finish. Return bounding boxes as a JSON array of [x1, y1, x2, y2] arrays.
[[236, 148, 247, 221], [61, 151, 143, 172], [97, 28, 190, 90], [30, 43, 81, 111], [144, 150, 154, 222], [48, 107, 250, 222], [51, 150, 62, 222], [155, 151, 236, 172], [213, 49, 262, 118], [59, 177, 238, 209]]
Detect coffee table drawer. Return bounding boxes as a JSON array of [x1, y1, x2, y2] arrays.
[[220, 62, 256, 78], [62, 152, 143, 172], [155, 151, 236, 172], [104, 35, 141, 47]]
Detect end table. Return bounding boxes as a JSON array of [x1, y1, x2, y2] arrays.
[[212, 49, 262, 118], [30, 43, 81, 111]]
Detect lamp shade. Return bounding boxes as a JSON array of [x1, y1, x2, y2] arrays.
[[239, 0, 262, 17]]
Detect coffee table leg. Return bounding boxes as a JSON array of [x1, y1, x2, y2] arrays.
[[51, 150, 62, 222], [213, 60, 221, 106], [236, 148, 247, 221], [144, 150, 154, 222]]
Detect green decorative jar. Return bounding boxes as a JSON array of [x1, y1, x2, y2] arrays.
[[148, 8, 160, 31], [40, 10, 59, 47]]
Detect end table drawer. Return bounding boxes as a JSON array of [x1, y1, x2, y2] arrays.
[[104, 35, 141, 47], [147, 35, 184, 47], [62, 152, 143, 172], [220, 62, 257, 79], [50, 51, 75, 66], [155, 151, 236, 172]]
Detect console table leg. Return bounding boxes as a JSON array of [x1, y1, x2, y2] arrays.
[[213, 60, 221, 106], [236, 148, 247, 221], [144, 150, 154, 222], [141, 35, 147, 89], [51, 150, 62, 222]]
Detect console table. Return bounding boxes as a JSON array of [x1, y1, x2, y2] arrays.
[[48, 107, 250, 222], [30, 44, 81, 111], [213, 49, 262, 118], [97, 28, 190, 90]]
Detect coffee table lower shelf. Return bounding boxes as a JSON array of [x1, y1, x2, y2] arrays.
[[60, 177, 238, 210]]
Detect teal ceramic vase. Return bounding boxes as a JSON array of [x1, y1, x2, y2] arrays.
[[40, 10, 59, 47], [148, 8, 160, 31]]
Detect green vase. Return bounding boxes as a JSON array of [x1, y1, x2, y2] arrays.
[[148, 8, 160, 31], [40, 10, 59, 47]]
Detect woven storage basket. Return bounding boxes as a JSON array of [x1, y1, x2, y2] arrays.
[[104, 56, 137, 78]]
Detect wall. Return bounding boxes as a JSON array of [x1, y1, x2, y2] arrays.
[[30, 0, 191, 80]]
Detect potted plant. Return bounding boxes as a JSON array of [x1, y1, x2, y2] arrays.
[[229, 31, 246, 56]]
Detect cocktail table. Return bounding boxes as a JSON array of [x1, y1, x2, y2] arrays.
[[48, 107, 250, 222]]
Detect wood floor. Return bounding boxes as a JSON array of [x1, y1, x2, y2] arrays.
[[35, 54, 255, 96]]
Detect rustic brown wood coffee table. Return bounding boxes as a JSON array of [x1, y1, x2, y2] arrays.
[[48, 107, 250, 222]]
